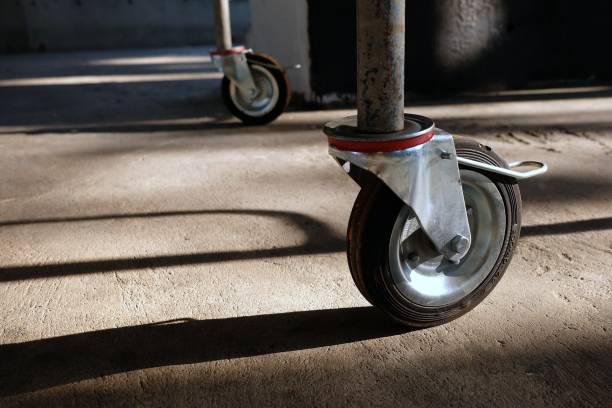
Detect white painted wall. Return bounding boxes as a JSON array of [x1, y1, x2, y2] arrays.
[[247, 0, 312, 100]]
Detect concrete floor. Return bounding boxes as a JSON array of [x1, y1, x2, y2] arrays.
[[0, 47, 611, 407]]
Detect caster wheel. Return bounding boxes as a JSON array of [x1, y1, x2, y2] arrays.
[[221, 53, 291, 125], [347, 138, 522, 328]]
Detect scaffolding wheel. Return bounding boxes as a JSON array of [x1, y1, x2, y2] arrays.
[[221, 53, 290, 126], [346, 138, 522, 328]]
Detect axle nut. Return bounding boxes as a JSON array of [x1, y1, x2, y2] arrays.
[[451, 235, 470, 254]]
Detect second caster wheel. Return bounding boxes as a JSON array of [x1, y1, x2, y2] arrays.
[[221, 53, 290, 126], [347, 138, 522, 328]]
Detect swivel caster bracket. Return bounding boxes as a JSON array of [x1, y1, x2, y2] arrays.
[[326, 114, 472, 263], [211, 47, 259, 101], [326, 114, 549, 264]]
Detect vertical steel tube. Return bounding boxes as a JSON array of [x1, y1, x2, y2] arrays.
[[357, 0, 405, 133], [213, 0, 233, 51]]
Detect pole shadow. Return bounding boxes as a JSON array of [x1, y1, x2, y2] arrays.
[[0, 209, 346, 283], [522, 217, 612, 237]]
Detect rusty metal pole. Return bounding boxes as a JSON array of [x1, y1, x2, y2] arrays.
[[213, 0, 233, 51], [357, 0, 405, 133]]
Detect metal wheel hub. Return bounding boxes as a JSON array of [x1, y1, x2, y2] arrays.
[[230, 65, 279, 117], [388, 169, 507, 307]]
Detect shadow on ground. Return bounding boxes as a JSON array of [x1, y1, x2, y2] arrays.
[[0, 47, 229, 128], [522, 217, 612, 237], [1, 307, 610, 405], [1, 207, 611, 284], [0, 209, 345, 283], [0, 118, 323, 136], [5, 115, 612, 137], [0, 307, 407, 396], [3, 47, 612, 135]]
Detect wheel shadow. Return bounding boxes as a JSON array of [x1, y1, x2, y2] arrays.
[[0, 307, 408, 397]]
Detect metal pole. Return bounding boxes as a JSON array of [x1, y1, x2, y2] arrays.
[[213, 0, 233, 51], [356, 0, 405, 133]]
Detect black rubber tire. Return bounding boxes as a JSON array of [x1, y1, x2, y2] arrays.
[[347, 138, 522, 328], [221, 53, 290, 126]]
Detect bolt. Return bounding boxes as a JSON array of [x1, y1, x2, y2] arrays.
[[441, 151, 452, 159], [407, 252, 420, 263], [451, 235, 470, 254]]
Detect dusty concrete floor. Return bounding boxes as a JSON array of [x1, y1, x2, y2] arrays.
[[0, 47, 611, 407]]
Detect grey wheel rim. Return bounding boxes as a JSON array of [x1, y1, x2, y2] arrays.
[[388, 169, 507, 307], [229, 65, 279, 117]]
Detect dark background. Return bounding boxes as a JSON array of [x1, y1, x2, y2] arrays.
[[308, 0, 612, 95]]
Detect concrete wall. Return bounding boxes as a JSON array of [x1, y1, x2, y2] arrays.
[[0, 0, 250, 53]]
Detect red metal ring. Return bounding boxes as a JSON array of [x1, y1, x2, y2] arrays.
[[210, 46, 247, 56], [328, 131, 433, 153]]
